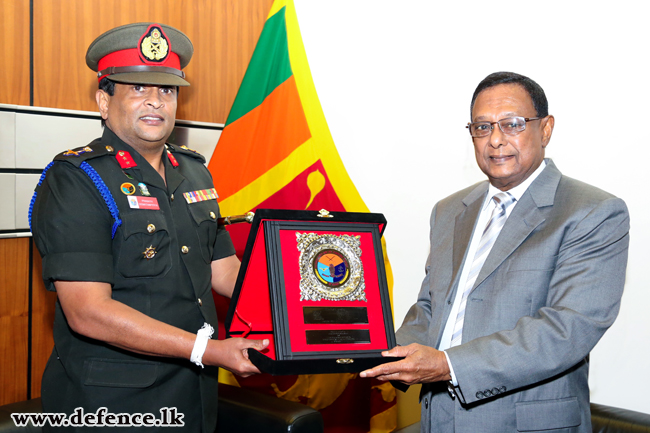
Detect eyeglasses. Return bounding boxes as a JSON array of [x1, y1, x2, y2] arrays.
[[466, 116, 543, 138]]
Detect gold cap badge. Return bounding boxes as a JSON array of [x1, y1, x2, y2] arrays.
[[139, 25, 170, 63]]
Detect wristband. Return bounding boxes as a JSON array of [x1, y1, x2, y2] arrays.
[[190, 323, 214, 368]]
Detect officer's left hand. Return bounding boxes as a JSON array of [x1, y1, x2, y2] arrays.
[[359, 343, 451, 385]]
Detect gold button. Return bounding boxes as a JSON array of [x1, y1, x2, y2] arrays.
[[171, 194, 174, 202], [147, 224, 155, 233], [209, 212, 216, 220], [105, 146, 114, 152], [181, 246, 189, 254], [198, 298, 202, 306]]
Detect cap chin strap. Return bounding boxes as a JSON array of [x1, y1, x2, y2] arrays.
[[98, 65, 185, 80]]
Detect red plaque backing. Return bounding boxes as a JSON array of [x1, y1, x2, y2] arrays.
[[225, 209, 399, 374]]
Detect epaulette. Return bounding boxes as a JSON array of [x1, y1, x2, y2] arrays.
[[31, 147, 123, 239], [166, 143, 206, 163], [54, 141, 116, 167]]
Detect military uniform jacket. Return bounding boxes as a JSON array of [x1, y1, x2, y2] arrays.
[[31, 127, 235, 432]]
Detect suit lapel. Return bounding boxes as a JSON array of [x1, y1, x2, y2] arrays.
[[449, 183, 488, 297], [472, 195, 545, 289], [471, 159, 562, 291]]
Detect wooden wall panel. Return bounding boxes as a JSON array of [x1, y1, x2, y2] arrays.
[[0, 0, 31, 105], [30, 247, 56, 398], [178, 0, 274, 123], [0, 238, 29, 406], [33, 0, 274, 123]]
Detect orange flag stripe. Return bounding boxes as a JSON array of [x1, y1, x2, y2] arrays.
[[209, 75, 311, 201]]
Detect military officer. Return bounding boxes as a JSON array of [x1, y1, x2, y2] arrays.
[[30, 23, 268, 432]]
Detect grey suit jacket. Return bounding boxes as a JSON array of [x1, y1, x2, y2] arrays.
[[396, 159, 629, 433]]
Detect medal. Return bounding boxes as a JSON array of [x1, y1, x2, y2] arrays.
[[183, 188, 218, 204]]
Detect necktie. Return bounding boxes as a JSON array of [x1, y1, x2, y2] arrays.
[[450, 192, 516, 347]]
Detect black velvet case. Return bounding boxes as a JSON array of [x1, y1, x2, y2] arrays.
[[225, 209, 401, 375]]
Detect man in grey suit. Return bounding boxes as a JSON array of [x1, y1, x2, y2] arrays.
[[361, 72, 629, 432]]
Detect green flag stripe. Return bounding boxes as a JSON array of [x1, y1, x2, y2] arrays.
[[225, 6, 293, 126]]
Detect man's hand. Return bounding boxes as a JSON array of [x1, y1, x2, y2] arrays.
[[203, 337, 269, 377], [359, 343, 451, 385], [55, 280, 268, 377]]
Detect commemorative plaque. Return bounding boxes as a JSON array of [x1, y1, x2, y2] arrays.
[[224, 209, 400, 375]]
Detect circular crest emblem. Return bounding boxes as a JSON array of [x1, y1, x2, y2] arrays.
[[313, 249, 350, 287], [297, 233, 366, 302], [120, 182, 136, 195]]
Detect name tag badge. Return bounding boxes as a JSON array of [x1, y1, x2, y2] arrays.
[[128, 196, 160, 210]]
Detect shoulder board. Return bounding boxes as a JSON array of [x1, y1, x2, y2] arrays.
[[166, 143, 206, 163], [53, 140, 115, 167]]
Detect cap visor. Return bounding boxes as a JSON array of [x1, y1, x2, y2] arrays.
[[107, 72, 190, 87]]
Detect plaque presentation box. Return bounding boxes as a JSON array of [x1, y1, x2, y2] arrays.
[[225, 209, 400, 375]]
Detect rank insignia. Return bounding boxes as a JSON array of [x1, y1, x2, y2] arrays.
[[180, 145, 200, 154], [138, 182, 151, 196], [143, 245, 157, 260], [121, 183, 136, 195], [139, 25, 170, 63], [166, 150, 179, 167], [183, 188, 218, 204], [63, 146, 93, 157], [116, 151, 137, 169]]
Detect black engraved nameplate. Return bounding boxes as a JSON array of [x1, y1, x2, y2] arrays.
[[303, 307, 369, 325], [306, 329, 371, 345]]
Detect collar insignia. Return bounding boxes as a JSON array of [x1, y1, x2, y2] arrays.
[[166, 150, 179, 167], [116, 150, 137, 169]]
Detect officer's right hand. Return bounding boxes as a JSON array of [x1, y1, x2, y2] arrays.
[[203, 337, 269, 377]]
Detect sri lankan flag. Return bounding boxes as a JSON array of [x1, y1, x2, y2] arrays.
[[208, 1, 397, 431]]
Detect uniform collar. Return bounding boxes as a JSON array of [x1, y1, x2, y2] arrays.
[[102, 127, 171, 192], [163, 146, 186, 194]]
